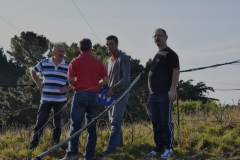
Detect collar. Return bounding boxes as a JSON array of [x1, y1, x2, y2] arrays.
[[111, 52, 123, 60], [49, 57, 65, 65], [78, 52, 92, 58], [81, 52, 92, 55], [111, 54, 117, 61], [159, 46, 169, 51], [111, 52, 122, 61]]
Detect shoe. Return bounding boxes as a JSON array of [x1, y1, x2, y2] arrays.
[[52, 140, 59, 146], [160, 149, 174, 159], [60, 155, 78, 160], [28, 141, 38, 149], [83, 157, 94, 160], [99, 150, 112, 156], [144, 151, 160, 157]]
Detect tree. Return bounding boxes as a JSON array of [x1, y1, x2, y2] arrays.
[[0, 46, 25, 85], [0, 31, 50, 127], [92, 43, 110, 64], [65, 43, 80, 61], [145, 58, 152, 73], [7, 31, 49, 69], [177, 79, 216, 103], [128, 56, 144, 76], [0, 72, 40, 126]]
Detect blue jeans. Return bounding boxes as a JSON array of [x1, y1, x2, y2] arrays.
[[106, 92, 129, 152], [66, 91, 98, 160], [150, 92, 174, 152], [32, 101, 67, 144]]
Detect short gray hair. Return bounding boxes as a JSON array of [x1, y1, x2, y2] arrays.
[[52, 44, 65, 51]]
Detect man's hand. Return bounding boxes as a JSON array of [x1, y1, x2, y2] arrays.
[[168, 90, 176, 102], [99, 77, 109, 87], [60, 86, 72, 93], [169, 68, 179, 102], [36, 82, 43, 90], [99, 81, 104, 87], [106, 88, 114, 98], [68, 77, 75, 87]]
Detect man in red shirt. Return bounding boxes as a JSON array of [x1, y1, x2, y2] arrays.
[[61, 38, 108, 160]]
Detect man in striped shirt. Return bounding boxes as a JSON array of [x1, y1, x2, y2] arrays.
[[29, 44, 72, 149]]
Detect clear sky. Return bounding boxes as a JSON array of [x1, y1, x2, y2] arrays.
[[1, 0, 240, 104]]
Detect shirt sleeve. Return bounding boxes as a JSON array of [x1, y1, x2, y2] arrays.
[[32, 61, 43, 72], [68, 60, 77, 78], [168, 52, 180, 69], [100, 62, 108, 78], [112, 55, 131, 92]]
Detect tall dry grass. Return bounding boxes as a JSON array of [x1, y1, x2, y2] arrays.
[[0, 102, 240, 160]]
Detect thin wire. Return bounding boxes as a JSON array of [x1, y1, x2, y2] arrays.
[[180, 59, 240, 73], [214, 89, 240, 91], [193, 80, 240, 87], [72, 0, 103, 45], [130, 59, 240, 77], [0, 15, 21, 32]]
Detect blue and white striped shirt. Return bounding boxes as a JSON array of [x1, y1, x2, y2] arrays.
[[32, 57, 70, 102]]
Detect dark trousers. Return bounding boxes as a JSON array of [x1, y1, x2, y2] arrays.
[[150, 92, 174, 152], [31, 101, 67, 144]]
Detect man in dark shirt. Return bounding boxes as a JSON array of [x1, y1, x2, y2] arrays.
[[99, 35, 131, 156], [145, 28, 180, 159]]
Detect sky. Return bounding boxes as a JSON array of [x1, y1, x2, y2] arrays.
[[1, 0, 240, 104]]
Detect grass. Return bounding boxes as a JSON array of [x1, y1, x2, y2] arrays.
[[0, 103, 240, 160]]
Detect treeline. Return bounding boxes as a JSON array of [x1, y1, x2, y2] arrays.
[[0, 31, 215, 127]]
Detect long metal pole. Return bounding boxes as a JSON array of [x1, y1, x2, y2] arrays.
[[32, 71, 144, 160]]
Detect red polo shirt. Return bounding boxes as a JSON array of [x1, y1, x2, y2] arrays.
[[68, 52, 108, 92]]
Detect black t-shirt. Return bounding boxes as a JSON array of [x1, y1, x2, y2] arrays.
[[148, 47, 180, 94]]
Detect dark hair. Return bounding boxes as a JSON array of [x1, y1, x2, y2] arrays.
[[154, 28, 167, 36], [79, 38, 92, 51], [106, 35, 118, 44]]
